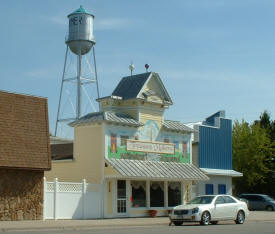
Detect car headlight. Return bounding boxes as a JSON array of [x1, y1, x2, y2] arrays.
[[192, 207, 199, 214]]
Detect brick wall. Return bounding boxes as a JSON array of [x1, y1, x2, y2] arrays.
[[0, 169, 44, 220]]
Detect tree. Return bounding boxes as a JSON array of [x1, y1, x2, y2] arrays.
[[232, 120, 273, 195], [253, 111, 275, 195]]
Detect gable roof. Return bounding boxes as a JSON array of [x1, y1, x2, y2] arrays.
[[112, 72, 151, 100], [111, 72, 173, 104], [69, 111, 144, 127], [0, 91, 51, 170]]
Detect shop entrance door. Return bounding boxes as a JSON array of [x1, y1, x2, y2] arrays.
[[117, 180, 127, 214]]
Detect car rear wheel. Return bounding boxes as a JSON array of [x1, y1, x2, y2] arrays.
[[266, 206, 274, 211], [173, 221, 183, 226], [200, 211, 211, 225], [235, 210, 245, 224], [211, 221, 218, 225]]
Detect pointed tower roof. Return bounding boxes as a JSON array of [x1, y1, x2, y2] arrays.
[[111, 72, 173, 105], [68, 6, 94, 17]]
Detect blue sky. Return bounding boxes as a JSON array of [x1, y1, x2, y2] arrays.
[[1, 0, 275, 135]]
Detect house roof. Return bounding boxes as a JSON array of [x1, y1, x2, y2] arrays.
[[51, 143, 73, 161], [0, 91, 51, 170], [111, 72, 173, 104], [105, 158, 209, 181], [163, 120, 194, 133], [69, 111, 144, 127], [112, 72, 151, 100]]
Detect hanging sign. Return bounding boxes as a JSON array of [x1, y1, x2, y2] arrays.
[[127, 139, 175, 155]]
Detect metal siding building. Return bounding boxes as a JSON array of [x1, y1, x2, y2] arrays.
[[199, 118, 232, 170]]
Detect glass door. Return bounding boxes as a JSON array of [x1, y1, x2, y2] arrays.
[[117, 180, 127, 214]]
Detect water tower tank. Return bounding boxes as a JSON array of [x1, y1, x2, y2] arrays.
[[66, 6, 95, 55]]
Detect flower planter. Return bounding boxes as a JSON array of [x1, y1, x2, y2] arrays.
[[149, 210, 157, 217]]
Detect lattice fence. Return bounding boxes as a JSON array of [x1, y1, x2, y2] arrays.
[[44, 178, 103, 220]]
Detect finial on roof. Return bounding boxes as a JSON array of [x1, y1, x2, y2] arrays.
[[129, 62, 135, 76], [145, 64, 149, 72]]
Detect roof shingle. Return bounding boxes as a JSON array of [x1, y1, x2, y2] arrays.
[[0, 91, 51, 170]]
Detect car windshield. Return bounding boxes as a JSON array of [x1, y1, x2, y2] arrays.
[[263, 195, 274, 201], [187, 196, 215, 204]]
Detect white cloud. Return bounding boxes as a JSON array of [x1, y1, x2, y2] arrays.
[[95, 18, 132, 30]]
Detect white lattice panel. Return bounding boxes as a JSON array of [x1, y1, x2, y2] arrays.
[[58, 183, 82, 192], [46, 182, 54, 192]]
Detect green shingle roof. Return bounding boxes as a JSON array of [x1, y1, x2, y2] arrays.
[[112, 72, 151, 100]]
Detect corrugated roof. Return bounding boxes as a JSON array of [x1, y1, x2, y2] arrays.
[[200, 168, 243, 177], [69, 111, 143, 127], [112, 72, 151, 100], [163, 120, 194, 133], [106, 158, 209, 181]]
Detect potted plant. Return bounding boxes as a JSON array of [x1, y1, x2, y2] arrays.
[[149, 209, 157, 217]]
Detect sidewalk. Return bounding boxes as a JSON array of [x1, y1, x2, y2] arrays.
[[1, 211, 275, 232]]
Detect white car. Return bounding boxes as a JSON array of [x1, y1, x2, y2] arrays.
[[169, 195, 249, 226]]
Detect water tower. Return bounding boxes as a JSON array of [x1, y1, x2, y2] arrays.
[[55, 6, 100, 137]]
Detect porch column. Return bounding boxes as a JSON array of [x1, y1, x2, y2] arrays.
[[126, 180, 131, 214], [181, 181, 185, 204], [146, 180, 150, 208], [164, 181, 168, 208]]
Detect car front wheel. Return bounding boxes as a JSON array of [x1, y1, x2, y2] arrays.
[[200, 211, 211, 225], [235, 210, 245, 224]]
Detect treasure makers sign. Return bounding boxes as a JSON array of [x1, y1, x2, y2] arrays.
[[127, 140, 175, 155]]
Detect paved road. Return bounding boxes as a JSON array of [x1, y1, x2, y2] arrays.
[[3, 221, 275, 234]]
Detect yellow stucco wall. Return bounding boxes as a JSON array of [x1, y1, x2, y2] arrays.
[[45, 123, 104, 184], [139, 109, 163, 129], [104, 165, 119, 176], [107, 181, 113, 215]]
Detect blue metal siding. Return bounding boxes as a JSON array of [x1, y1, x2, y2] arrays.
[[198, 118, 232, 170]]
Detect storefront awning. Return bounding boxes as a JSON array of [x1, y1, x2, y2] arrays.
[[200, 168, 243, 177], [105, 158, 209, 181]]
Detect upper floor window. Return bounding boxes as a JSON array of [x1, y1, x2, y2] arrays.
[[120, 135, 129, 146], [164, 138, 169, 143], [111, 134, 117, 153]]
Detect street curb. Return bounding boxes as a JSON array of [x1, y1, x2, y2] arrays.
[[0, 220, 169, 232]]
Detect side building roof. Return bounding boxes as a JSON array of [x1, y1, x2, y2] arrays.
[[163, 120, 194, 133], [0, 91, 51, 170]]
